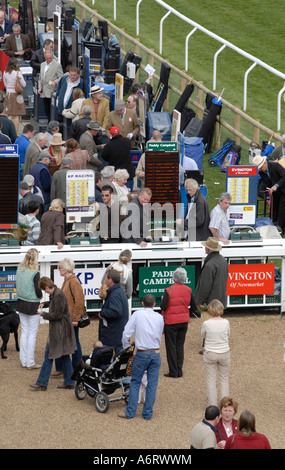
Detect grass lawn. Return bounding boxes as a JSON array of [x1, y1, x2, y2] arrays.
[[80, 0, 285, 137], [76, 0, 284, 210]]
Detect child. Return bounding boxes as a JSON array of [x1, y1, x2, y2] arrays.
[[85, 340, 104, 366]]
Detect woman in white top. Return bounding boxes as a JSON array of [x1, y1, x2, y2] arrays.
[[62, 88, 85, 122], [102, 249, 133, 298], [3, 57, 26, 134], [201, 299, 230, 406], [112, 169, 136, 217]]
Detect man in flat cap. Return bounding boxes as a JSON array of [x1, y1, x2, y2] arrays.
[[79, 85, 110, 130], [50, 157, 74, 205], [79, 120, 105, 171], [105, 99, 140, 146]]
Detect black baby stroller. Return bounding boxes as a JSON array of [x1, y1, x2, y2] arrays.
[[72, 345, 134, 413]]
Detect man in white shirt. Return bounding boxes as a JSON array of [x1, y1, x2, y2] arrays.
[[119, 294, 164, 420], [209, 192, 232, 245]]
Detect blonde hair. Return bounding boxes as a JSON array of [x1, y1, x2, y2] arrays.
[[49, 199, 65, 211], [73, 87, 84, 100], [207, 299, 224, 317], [118, 249, 132, 264], [19, 248, 39, 272]]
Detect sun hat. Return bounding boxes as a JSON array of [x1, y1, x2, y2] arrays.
[[252, 155, 267, 169], [201, 237, 222, 252], [49, 133, 65, 146]]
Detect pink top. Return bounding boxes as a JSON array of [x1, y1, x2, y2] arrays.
[[3, 70, 26, 94]]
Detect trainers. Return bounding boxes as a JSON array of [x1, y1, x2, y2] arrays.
[[118, 410, 129, 419], [27, 364, 42, 370]]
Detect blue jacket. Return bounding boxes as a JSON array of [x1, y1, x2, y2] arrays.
[[56, 75, 84, 115], [29, 162, 52, 206], [0, 19, 13, 39], [15, 134, 30, 167], [99, 283, 129, 348]]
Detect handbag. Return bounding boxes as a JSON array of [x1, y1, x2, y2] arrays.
[[15, 73, 23, 94], [68, 279, 90, 328], [78, 312, 90, 328]]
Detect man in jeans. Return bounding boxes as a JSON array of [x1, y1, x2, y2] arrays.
[[119, 294, 164, 420]]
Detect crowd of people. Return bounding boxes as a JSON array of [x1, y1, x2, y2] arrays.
[[0, 7, 274, 449]]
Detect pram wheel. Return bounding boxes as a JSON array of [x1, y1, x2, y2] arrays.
[[94, 391, 109, 413], [75, 382, 87, 400]]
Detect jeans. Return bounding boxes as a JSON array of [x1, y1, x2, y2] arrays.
[[36, 345, 74, 387], [19, 313, 40, 368], [55, 326, 82, 370], [125, 350, 161, 420], [203, 350, 230, 406]]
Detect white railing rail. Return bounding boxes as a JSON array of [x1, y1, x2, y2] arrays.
[[135, 0, 285, 130]]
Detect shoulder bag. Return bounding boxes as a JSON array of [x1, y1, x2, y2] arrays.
[[15, 73, 23, 94]]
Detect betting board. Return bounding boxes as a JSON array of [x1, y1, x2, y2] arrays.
[[66, 170, 96, 223], [226, 165, 258, 226], [145, 150, 179, 207]]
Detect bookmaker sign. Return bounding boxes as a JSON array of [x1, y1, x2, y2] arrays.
[[227, 264, 275, 296], [139, 265, 195, 298]]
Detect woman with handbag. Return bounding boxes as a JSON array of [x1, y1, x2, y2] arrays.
[[52, 258, 86, 376], [3, 57, 26, 135]]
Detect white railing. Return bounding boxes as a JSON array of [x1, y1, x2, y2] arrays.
[[135, 0, 285, 131]]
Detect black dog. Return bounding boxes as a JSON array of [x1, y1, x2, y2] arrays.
[[0, 301, 20, 359]]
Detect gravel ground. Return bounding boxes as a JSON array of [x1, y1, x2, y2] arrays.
[[1, 311, 284, 451]]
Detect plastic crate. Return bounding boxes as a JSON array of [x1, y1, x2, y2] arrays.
[[229, 295, 245, 305]]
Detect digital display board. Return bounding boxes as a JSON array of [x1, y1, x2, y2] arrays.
[[145, 151, 179, 206], [0, 156, 19, 227]]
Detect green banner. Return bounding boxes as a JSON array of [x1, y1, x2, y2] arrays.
[[146, 141, 178, 152], [139, 265, 195, 298]]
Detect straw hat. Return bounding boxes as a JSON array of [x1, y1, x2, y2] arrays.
[[90, 85, 103, 95], [201, 237, 222, 252], [49, 133, 65, 146], [252, 155, 267, 169]]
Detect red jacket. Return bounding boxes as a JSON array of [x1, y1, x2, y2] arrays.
[[225, 432, 271, 449], [161, 283, 193, 325], [215, 418, 238, 443]]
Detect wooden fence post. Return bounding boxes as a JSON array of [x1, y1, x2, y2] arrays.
[[235, 106, 241, 145], [197, 83, 203, 120]]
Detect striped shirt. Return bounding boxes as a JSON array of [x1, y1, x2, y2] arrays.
[[22, 215, 40, 246]]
